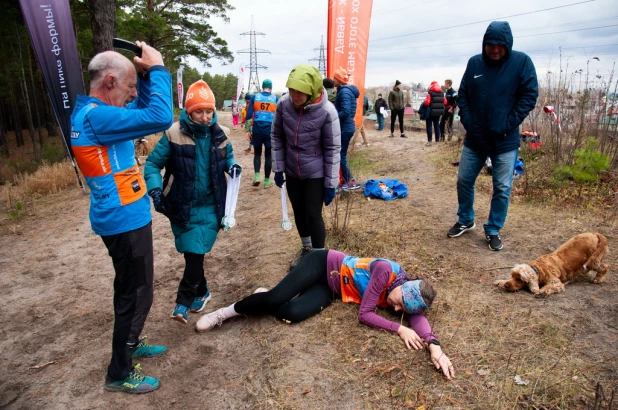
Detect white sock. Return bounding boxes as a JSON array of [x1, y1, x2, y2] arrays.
[[221, 304, 240, 320]]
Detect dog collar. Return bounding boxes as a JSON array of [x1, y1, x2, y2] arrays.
[[530, 266, 538, 276]]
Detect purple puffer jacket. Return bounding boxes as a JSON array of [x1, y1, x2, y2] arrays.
[[271, 90, 341, 188]]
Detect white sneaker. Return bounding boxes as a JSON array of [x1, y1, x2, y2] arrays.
[[253, 287, 269, 294], [195, 308, 227, 332]]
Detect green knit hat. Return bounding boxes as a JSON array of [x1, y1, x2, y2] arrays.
[[285, 64, 323, 104], [262, 79, 272, 89]]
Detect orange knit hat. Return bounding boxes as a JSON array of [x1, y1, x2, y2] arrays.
[[333, 68, 349, 85], [185, 80, 216, 114]]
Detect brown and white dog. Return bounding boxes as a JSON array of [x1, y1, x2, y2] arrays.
[[494, 232, 609, 296]]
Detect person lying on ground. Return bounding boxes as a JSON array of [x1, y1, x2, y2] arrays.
[[195, 249, 455, 379]]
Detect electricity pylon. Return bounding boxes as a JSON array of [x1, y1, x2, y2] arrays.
[[309, 36, 326, 78], [238, 16, 270, 93]]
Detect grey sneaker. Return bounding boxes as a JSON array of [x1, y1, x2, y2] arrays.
[[447, 222, 476, 238], [389, 133, 395, 138], [290, 247, 312, 270], [486, 234, 503, 251]]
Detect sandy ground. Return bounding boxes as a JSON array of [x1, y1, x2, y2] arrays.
[[0, 111, 616, 409]]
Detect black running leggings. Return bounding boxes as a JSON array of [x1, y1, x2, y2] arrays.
[[253, 145, 272, 178], [234, 250, 335, 323], [285, 176, 326, 248]]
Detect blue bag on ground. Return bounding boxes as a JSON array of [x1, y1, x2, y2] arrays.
[[363, 179, 408, 201]]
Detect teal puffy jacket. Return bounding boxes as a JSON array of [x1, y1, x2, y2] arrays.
[[144, 111, 237, 254]]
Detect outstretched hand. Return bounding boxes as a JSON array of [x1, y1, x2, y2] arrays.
[[428, 344, 455, 380], [397, 326, 424, 350]]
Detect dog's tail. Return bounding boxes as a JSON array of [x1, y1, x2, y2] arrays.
[[583, 233, 608, 270]]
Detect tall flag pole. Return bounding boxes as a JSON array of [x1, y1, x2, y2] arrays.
[[327, 0, 373, 126], [19, 0, 85, 191]]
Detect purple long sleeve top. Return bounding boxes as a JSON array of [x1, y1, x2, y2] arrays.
[[326, 250, 437, 343]]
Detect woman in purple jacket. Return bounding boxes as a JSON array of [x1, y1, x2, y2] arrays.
[[271, 64, 341, 269], [195, 249, 455, 380]]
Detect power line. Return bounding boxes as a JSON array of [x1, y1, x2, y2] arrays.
[[372, 0, 440, 17], [370, 0, 596, 43], [370, 24, 618, 53], [308, 36, 327, 77]]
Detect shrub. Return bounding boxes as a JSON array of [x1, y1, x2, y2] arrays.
[[552, 139, 610, 193]]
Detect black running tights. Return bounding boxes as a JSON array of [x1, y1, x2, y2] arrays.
[[233, 250, 335, 323]]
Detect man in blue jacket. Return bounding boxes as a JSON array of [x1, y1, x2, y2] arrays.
[[245, 79, 278, 188], [334, 68, 361, 190], [447, 21, 538, 251], [70, 42, 174, 393]]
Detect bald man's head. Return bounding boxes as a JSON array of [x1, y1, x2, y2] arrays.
[[88, 51, 134, 89]]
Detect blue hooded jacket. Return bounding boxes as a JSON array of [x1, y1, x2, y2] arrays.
[[457, 21, 538, 154], [335, 84, 360, 135]]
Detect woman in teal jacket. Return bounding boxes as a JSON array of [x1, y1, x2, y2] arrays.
[[144, 80, 241, 324]]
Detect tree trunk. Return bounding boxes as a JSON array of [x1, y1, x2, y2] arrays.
[[16, 37, 39, 160], [26, 44, 44, 146], [0, 101, 9, 157], [88, 0, 116, 55], [10, 97, 24, 147]]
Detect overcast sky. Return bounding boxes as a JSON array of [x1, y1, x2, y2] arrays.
[[191, 0, 618, 93]]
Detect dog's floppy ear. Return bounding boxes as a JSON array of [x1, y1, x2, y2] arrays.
[[516, 264, 540, 294]]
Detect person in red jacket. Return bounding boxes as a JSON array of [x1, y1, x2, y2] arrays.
[[423, 81, 447, 145]]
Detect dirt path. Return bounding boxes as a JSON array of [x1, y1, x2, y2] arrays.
[[1, 113, 616, 409]]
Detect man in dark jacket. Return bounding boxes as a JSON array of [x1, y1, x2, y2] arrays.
[[388, 80, 406, 138], [334, 68, 361, 190], [374, 93, 388, 131], [440, 79, 458, 141], [447, 21, 538, 251]]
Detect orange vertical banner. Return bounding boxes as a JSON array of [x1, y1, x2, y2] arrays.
[[327, 0, 373, 126]]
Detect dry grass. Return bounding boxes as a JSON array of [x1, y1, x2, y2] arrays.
[[319, 137, 617, 409], [0, 160, 78, 210]]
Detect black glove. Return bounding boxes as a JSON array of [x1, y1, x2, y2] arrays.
[[148, 188, 169, 214], [323, 187, 336, 206], [274, 172, 285, 188], [229, 164, 242, 178]]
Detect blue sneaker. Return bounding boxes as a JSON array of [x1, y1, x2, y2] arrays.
[[190, 290, 212, 313], [170, 304, 189, 324], [104, 364, 160, 394], [132, 336, 168, 358]]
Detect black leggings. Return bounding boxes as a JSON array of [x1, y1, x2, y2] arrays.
[[285, 176, 326, 248], [390, 108, 405, 134], [234, 250, 335, 323], [253, 145, 272, 178], [176, 252, 207, 307]]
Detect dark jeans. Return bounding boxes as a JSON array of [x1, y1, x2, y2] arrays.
[[253, 144, 272, 178], [390, 108, 405, 134], [440, 111, 454, 139], [234, 250, 334, 323], [376, 113, 384, 130], [426, 117, 441, 142], [101, 222, 154, 381], [340, 131, 354, 183], [285, 176, 326, 248], [176, 252, 207, 307]]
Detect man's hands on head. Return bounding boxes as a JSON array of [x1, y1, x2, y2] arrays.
[[133, 41, 164, 74]]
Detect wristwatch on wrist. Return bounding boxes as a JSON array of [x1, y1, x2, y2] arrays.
[[428, 339, 441, 346]]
